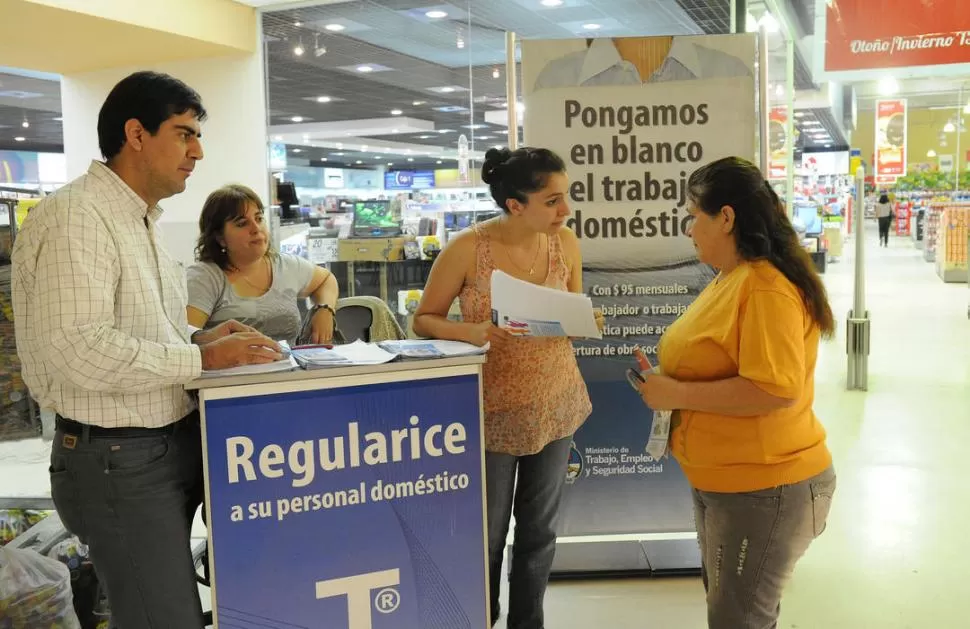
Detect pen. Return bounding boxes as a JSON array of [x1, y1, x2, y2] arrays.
[[293, 344, 334, 350]]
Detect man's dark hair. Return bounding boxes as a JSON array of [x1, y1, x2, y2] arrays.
[[97, 71, 207, 161]]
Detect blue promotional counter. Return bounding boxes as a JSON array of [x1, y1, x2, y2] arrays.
[[188, 356, 489, 629]]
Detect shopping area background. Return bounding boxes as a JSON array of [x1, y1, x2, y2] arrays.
[[1, 1, 969, 628]]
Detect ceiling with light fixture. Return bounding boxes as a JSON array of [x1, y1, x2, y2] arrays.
[[9, 0, 949, 164]]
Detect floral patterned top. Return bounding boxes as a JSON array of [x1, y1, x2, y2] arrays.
[[459, 223, 592, 455]]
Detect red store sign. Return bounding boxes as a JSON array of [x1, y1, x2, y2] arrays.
[[825, 0, 970, 71]]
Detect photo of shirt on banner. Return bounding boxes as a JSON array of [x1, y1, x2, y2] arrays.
[[533, 37, 752, 90], [522, 34, 757, 544]]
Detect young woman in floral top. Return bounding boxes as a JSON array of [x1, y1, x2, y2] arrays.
[[414, 147, 597, 629]]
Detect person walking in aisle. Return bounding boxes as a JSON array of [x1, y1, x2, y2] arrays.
[[12, 71, 282, 629], [414, 147, 600, 629], [636, 157, 837, 629], [187, 184, 339, 345], [876, 192, 894, 247]]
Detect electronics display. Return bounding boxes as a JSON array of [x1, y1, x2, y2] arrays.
[[351, 200, 401, 238]]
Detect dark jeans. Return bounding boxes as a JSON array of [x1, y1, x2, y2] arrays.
[[878, 216, 892, 246], [49, 413, 205, 629], [693, 465, 837, 629], [485, 436, 572, 629]]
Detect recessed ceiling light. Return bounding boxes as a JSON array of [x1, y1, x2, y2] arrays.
[[493, 68, 501, 79], [391, 109, 403, 115], [387, 162, 394, 166], [357, 65, 374, 73], [419, 135, 434, 139], [294, 21, 302, 27], [291, 116, 304, 122], [321, 158, 328, 162], [438, 87, 456, 93], [293, 148, 302, 153], [412, 100, 426, 106], [436, 160, 443, 164], [273, 135, 283, 141], [14, 137, 25, 142], [541, 0, 564, 5], [824, 144, 832, 148], [794, 111, 805, 117], [294, 42, 305, 56], [333, 152, 345, 156], [583, 23, 602, 30], [317, 96, 332, 103], [944, 122, 956, 133], [52, 116, 63, 121], [478, 136, 492, 140], [325, 23, 345, 31], [426, 10, 448, 19], [407, 158, 414, 162], [927, 149, 937, 158], [438, 129, 455, 134], [22, 120, 30, 128]]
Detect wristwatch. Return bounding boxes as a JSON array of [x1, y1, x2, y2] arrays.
[[311, 303, 336, 318]]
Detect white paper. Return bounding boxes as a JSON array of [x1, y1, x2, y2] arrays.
[[200, 342, 298, 378], [378, 340, 488, 359], [292, 340, 397, 367], [645, 409, 672, 460], [490, 270, 602, 339]]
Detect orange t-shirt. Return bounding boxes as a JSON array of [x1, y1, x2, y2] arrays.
[[658, 259, 831, 493]]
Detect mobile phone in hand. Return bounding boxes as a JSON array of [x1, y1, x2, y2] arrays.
[[633, 347, 652, 372], [626, 368, 646, 392]]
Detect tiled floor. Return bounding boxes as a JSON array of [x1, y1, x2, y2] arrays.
[[2, 224, 968, 628]]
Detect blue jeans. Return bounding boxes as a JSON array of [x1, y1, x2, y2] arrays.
[[49, 414, 205, 629], [693, 465, 837, 629], [485, 436, 572, 629]]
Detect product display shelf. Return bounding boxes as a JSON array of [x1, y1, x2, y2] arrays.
[[936, 205, 970, 283]]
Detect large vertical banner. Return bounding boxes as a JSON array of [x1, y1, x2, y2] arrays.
[[521, 35, 757, 547], [769, 107, 789, 180], [875, 99, 907, 177]]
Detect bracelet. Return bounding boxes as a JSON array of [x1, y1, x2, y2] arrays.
[[311, 303, 336, 318]]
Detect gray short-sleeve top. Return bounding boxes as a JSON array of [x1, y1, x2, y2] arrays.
[[186, 253, 317, 344]]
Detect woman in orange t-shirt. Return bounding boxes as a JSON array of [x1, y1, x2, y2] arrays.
[[637, 157, 836, 629]]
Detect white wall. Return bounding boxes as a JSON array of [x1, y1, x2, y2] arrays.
[[60, 52, 268, 265]]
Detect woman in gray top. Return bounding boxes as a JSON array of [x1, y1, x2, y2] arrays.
[[187, 184, 338, 345]]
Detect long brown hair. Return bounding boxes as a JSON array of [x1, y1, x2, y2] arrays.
[[195, 184, 272, 271], [687, 157, 835, 337]]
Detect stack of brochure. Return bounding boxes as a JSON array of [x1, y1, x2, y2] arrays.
[[377, 340, 488, 359], [200, 341, 298, 378], [291, 340, 397, 370]]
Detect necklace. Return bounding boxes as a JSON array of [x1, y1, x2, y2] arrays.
[[239, 257, 271, 291], [500, 223, 543, 276]]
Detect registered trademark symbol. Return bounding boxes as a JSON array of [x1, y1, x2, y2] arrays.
[[374, 587, 400, 614]]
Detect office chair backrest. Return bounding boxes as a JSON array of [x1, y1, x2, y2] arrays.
[[335, 305, 373, 343]]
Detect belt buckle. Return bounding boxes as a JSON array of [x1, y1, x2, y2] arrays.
[[62, 434, 78, 450]]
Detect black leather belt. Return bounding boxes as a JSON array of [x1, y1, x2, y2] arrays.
[[55, 411, 198, 440]]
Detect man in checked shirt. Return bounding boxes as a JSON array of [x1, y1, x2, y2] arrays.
[[12, 71, 282, 628]]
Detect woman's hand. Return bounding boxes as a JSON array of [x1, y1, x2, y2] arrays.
[[593, 308, 605, 333], [467, 321, 514, 348], [310, 307, 335, 344], [638, 373, 685, 411]]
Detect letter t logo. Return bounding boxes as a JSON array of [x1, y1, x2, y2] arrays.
[[315, 569, 400, 629]]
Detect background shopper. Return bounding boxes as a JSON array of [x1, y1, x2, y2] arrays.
[[11, 71, 281, 629], [876, 192, 894, 247], [636, 156, 837, 629], [414, 147, 596, 629], [187, 184, 338, 345]]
